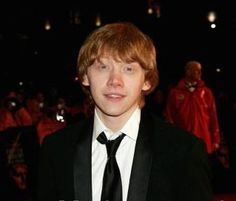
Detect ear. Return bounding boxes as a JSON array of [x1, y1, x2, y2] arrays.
[[82, 74, 90, 86], [142, 80, 151, 91]]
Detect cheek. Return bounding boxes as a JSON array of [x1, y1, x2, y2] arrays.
[[127, 82, 145, 96], [132, 77, 147, 91], [89, 82, 103, 99]]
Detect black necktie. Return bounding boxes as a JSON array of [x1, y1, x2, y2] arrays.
[[97, 132, 126, 201]]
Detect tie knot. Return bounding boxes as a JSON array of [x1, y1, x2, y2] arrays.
[[97, 132, 125, 157]]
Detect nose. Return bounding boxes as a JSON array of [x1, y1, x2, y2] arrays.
[[107, 69, 123, 87], [194, 70, 201, 77]]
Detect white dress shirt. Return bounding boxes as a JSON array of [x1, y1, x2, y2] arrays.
[[92, 107, 141, 201]]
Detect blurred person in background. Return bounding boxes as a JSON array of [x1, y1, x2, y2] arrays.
[[0, 91, 32, 132], [164, 60, 221, 155]]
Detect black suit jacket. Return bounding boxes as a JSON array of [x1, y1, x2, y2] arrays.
[[37, 110, 213, 201]]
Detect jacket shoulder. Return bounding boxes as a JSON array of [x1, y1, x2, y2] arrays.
[[41, 117, 92, 150], [144, 111, 207, 156]]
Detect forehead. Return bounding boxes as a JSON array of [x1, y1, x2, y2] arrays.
[[186, 62, 201, 71], [97, 48, 133, 63]]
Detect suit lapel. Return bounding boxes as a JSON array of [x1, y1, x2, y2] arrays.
[[73, 111, 162, 201], [73, 119, 93, 201], [127, 111, 153, 201]]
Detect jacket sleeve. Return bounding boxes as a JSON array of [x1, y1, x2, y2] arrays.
[[36, 137, 58, 201]]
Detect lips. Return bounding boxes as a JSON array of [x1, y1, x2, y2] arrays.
[[104, 93, 125, 100]]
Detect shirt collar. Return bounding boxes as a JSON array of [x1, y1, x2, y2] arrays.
[[93, 107, 141, 142]]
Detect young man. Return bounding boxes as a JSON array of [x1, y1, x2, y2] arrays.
[[37, 22, 213, 201]]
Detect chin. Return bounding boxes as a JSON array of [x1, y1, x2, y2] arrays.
[[103, 109, 125, 117], [99, 104, 126, 115]]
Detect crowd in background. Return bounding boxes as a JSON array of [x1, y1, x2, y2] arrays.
[[0, 70, 236, 200]]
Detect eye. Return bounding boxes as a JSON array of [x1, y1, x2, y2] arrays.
[[123, 66, 134, 73], [97, 64, 109, 71]]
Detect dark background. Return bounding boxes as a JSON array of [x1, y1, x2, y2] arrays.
[[0, 0, 235, 94], [0, 1, 236, 194]]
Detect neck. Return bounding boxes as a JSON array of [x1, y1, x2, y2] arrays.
[[95, 106, 139, 133]]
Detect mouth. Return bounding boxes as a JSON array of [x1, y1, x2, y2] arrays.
[[104, 93, 125, 101]]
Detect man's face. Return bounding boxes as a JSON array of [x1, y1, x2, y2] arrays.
[[82, 54, 151, 120], [186, 64, 202, 82]]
